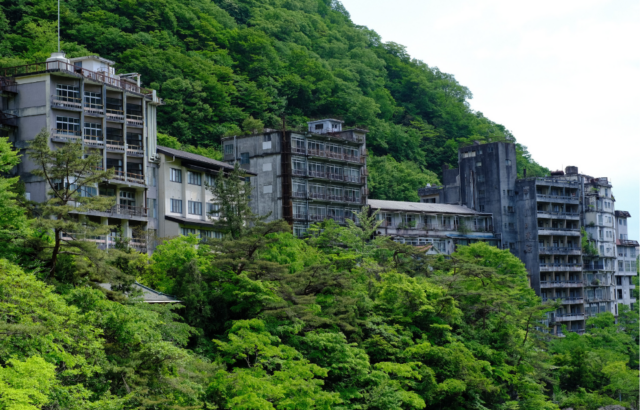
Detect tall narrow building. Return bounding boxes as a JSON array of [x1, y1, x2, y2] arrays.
[[1, 52, 162, 251], [221, 119, 368, 237], [418, 141, 634, 336]]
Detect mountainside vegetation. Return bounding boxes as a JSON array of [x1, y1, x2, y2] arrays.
[[0, 141, 638, 409], [0, 0, 548, 199]]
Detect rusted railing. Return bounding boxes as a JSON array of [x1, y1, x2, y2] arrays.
[[1, 60, 153, 96]]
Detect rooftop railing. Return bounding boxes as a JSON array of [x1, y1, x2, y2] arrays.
[[1, 60, 154, 97]]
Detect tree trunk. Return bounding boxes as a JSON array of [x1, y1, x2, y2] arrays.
[[50, 228, 61, 277]]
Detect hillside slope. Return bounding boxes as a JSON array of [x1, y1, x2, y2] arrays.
[[0, 0, 548, 199]]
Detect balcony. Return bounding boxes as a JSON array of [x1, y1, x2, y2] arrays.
[[51, 128, 81, 143], [553, 313, 585, 322], [0, 111, 18, 128], [0, 76, 17, 94], [582, 263, 607, 271], [540, 280, 583, 288], [539, 247, 581, 255], [106, 108, 124, 121], [303, 148, 365, 164], [536, 193, 579, 202], [111, 204, 148, 218], [84, 137, 105, 148], [539, 263, 582, 272], [293, 213, 307, 221], [106, 140, 125, 152], [537, 225, 580, 232], [542, 296, 584, 304], [292, 169, 307, 177], [84, 102, 104, 116], [537, 210, 580, 219], [109, 170, 145, 185], [126, 145, 144, 157], [51, 95, 82, 111], [2, 60, 154, 97], [126, 113, 143, 127], [292, 191, 307, 199]]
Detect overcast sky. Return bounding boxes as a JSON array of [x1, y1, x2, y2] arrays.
[[341, 0, 639, 240]]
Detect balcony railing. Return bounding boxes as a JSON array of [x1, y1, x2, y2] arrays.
[[111, 204, 148, 218], [0, 76, 17, 93], [0, 111, 18, 127], [539, 247, 581, 254], [542, 296, 584, 304], [84, 137, 105, 148], [126, 113, 143, 126], [536, 193, 579, 201], [299, 148, 365, 164], [126, 145, 144, 156], [106, 140, 125, 151], [1, 60, 154, 97], [52, 95, 82, 110], [540, 280, 584, 288], [106, 108, 124, 121], [537, 210, 580, 218], [537, 226, 580, 231], [84, 102, 104, 115], [552, 313, 585, 322], [51, 128, 82, 142], [539, 263, 582, 271]]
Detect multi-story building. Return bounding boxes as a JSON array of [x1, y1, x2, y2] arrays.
[[367, 199, 499, 254], [155, 146, 251, 239], [614, 211, 637, 310], [0, 51, 162, 251], [417, 141, 634, 336], [221, 119, 368, 237]]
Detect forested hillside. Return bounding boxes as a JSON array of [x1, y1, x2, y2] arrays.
[[0, 136, 638, 409], [0, 0, 548, 199]]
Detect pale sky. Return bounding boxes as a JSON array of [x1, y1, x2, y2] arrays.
[[341, 0, 640, 240]]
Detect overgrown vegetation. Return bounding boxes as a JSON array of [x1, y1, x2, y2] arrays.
[[0, 145, 636, 409], [0, 0, 548, 199]]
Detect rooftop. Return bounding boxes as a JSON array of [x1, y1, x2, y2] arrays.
[[367, 199, 492, 216], [615, 210, 631, 218], [99, 282, 181, 303], [157, 146, 256, 175]]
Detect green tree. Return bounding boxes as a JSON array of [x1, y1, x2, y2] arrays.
[[27, 129, 116, 278]]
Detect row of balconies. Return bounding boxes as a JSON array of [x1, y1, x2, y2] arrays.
[[539, 263, 582, 271], [537, 224, 580, 231], [292, 169, 366, 183], [290, 148, 365, 164], [540, 280, 584, 288], [378, 221, 493, 232], [50, 129, 144, 156], [539, 246, 581, 255], [51, 95, 144, 126], [293, 213, 358, 224], [541, 296, 584, 304], [291, 191, 364, 204]]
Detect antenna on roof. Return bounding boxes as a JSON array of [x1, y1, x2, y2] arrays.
[[57, 0, 60, 52]]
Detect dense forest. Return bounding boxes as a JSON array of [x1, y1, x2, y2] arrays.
[[0, 0, 548, 199], [0, 135, 638, 409]]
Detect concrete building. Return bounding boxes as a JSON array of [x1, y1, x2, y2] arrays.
[[417, 141, 635, 335], [155, 146, 253, 239], [614, 211, 637, 310], [367, 199, 499, 254], [221, 119, 368, 237], [0, 52, 162, 252]]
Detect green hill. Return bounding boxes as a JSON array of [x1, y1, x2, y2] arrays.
[[0, 0, 548, 199]]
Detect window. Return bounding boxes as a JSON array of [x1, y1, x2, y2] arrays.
[[631, 248, 636, 258], [263, 134, 271, 142], [170, 168, 182, 183], [293, 225, 307, 238], [188, 201, 202, 215], [477, 174, 485, 182], [617, 276, 623, 286], [479, 205, 485, 212], [80, 186, 97, 197], [478, 189, 485, 196], [224, 145, 233, 155], [617, 289, 623, 299], [476, 161, 482, 167], [240, 152, 250, 164], [263, 185, 273, 194], [151, 167, 157, 187], [599, 245, 604, 255], [619, 261, 624, 271], [508, 206, 514, 213], [56, 116, 80, 135], [84, 123, 102, 140], [201, 230, 222, 239], [119, 191, 135, 206], [207, 203, 220, 217], [170, 199, 183, 213], [56, 84, 79, 103], [147, 198, 157, 218], [505, 159, 512, 166], [262, 163, 272, 172], [180, 227, 197, 236], [508, 223, 515, 230], [630, 277, 634, 285], [507, 190, 514, 196], [84, 91, 102, 108], [315, 124, 323, 131], [187, 172, 202, 186]]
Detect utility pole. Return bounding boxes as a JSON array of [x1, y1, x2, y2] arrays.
[[57, 0, 60, 52]]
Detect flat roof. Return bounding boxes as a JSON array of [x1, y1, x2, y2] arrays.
[[157, 146, 256, 175], [165, 215, 217, 228], [98, 282, 181, 303], [68, 55, 116, 66], [308, 118, 344, 123], [367, 199, 492, 216]]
